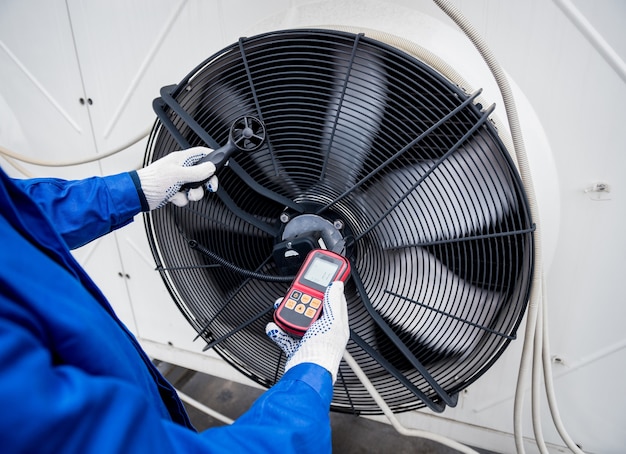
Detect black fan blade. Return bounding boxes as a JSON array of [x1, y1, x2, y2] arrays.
[[321, 49, 387, 189], [375, 247, 501, 356], [357, 134, 518, 249], [352, 133, 519, 356], [180, 202, 277, 238]]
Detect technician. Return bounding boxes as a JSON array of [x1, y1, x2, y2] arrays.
[[0, 147, 349, 453]]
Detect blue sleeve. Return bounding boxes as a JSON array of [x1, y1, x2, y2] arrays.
[[0, 308, 333, 454], [12, 172, 143, 249], [197, 363, 333, 453], [0, 308, 179, 454]]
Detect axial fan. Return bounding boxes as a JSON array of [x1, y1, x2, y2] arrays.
[[144, 29, 534, 415]]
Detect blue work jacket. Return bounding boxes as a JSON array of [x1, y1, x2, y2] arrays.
[[0, 166, 332, 453]]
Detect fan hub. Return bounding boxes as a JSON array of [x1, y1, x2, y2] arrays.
[[272, 212, 350, 275]]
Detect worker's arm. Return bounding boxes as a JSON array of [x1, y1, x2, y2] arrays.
[[13, 172, 144, 249], [12, 147, 217, 249], [171, 281, 350, 453], [0, 308, 332, 454], [0, 292, 335, 454], [170, 363, 334, 454], [181, 281, 350, 453]]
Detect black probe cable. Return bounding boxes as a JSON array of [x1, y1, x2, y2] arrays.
[[187, 238, 294, 283]]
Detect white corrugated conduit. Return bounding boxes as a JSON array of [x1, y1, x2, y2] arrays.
[[431, 1, 583, 453], [0, 127, 151, 174]]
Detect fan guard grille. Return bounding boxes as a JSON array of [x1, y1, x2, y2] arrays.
[[144, 29, 534, 415]]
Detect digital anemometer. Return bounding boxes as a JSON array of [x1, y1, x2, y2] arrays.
[[273, 249, 351, 337], [181, 115, 266, 191]]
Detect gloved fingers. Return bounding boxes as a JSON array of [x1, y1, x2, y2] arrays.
[[175, 147, 213, 166], [186, 186, 205, 202], [168, 191, 191, 207], [165, 175, 217, 207], [265, 322, 291, 344], [314, 281, 347, 326], [266, 322, 300, 358], [178, 160, 216, 185], [137, 146, 217, 210], [273, 297, 282, 310], [325, 281, 350, 339], [166, 147, 216, 187], [323, 281, 348, 321], [283, 283, 350, 384], [302, 281, 349, 340], [205, 175, 219, 193]]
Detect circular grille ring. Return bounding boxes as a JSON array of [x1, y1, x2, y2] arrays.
[[144, 29, 533, 415]]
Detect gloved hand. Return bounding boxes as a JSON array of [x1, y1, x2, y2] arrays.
[[266, 281, 349, 384], [136, 147, 219, 210]]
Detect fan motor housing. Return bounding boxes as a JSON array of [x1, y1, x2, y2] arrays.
[[273, 210, 353, 274], [144, 28, 534, 415]]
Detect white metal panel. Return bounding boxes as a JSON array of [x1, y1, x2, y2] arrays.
[[64, 0, 294, 171], [0, 0, 99, 179]]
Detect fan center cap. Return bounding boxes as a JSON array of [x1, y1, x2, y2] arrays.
[[272, 213, 347, 275]]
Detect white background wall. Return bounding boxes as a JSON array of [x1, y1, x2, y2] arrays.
[[1, 1, 624, 453]]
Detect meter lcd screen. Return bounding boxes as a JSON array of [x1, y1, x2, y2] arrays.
[[302, 256, 340, 289]]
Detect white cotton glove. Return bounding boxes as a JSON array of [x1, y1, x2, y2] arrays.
[[136, 147, 219, 210], [266, 281, 349, 384]]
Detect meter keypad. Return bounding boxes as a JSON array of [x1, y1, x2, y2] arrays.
[[273, 249, 350, 336], [286, 290, 322, 320]]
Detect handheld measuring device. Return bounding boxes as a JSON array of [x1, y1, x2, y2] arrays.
[[179, 115, 266, 191], [274, 249, 350, 337]]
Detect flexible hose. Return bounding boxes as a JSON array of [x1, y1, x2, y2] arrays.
[[0, 153, 35, 177], [0, 126, 151, 169], [532, 290, 550, 454], [431, 1, 585, 454], [188, 239, 294, 283], [343, 351, 480, 454], [541, 281, 585, 453]]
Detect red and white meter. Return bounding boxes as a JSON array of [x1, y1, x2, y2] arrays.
[[273, 249, 350, 337]]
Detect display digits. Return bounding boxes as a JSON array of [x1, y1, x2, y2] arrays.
[[273, 249, 350, 337]]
